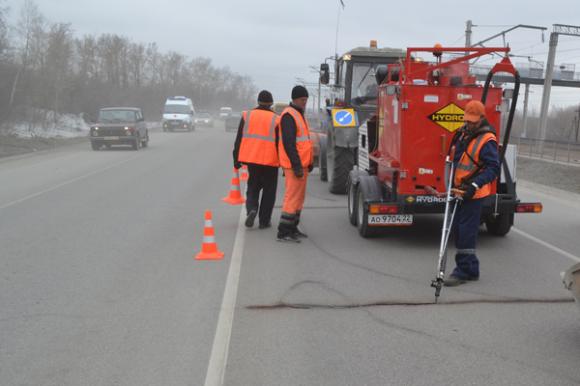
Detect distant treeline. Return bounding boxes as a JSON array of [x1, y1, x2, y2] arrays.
[[0, 0, 256, 130]]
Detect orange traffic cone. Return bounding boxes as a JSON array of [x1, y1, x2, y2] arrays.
[[195, 211, 224, 260], [240, 165, 249, 182], [222, 168, 246, 205]]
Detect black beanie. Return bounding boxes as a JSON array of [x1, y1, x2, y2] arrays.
[[258, 90, 273, 104], [291, 85, 309, 100]]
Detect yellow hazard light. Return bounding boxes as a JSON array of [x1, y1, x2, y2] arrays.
[[369, 204, 399, 214], [433, 43, 443, 57], [516, 203, 543, 213]]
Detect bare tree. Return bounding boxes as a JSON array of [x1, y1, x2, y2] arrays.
[[0, 0, 8, 58], [75, 35, 98, 83], [9, 0, 45, 110], [44, 22, 72, 117], [128, 42, 145, 87]]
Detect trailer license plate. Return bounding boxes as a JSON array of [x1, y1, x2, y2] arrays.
[[368, 214, 413, 226]]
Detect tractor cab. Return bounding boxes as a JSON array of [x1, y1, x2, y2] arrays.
[[322, 44, 405, 127], [317, 42, 405, 194]]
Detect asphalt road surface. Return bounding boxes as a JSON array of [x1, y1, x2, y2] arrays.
[[1, 125, 579, 386]]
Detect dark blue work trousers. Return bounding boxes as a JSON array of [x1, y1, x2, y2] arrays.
[[451, 198, 483, 279], [245, 164, 278, 226]]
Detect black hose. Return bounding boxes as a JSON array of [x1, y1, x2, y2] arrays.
[[480, 69, 520, 168], [500, 71, 520, 165]]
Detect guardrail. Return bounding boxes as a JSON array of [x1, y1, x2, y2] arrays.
[[513, 137, 580, 165]]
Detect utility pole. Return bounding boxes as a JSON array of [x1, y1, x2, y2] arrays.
[[522, 83, 530, 138], [465, 20, 473, 47], [538, 30, 558, 142], [310, 65, 322, 112], [538, 24, 580, 150], [318, 75, 322, 112], [334, 1, 345, 59]]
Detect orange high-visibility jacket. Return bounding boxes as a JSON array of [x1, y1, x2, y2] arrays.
[[277, 107, 313, 169], [452, 131, 497, 199], [238, 109, 279, 167]]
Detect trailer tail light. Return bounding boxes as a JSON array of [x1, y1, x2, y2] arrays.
[[516, 203, 543, 213], [369, 204, 399, 214]]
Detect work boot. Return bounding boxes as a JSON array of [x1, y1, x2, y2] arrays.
[[444, 274, 479, 287], [294, 211, 307, 238], [259, 222, 271, 229], [294, 227, 308, 238], [276, 232, 301, 243], [245, 209, 257, 228]]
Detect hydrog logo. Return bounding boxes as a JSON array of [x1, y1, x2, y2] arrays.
[[429, 103, 465, 133], [416, 196, 446, 204]]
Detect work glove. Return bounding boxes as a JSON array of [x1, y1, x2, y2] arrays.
[[460, 182, 477, 200], [234, 161, 242, 170], [308, 164, 314, 173], [294, 167, 304, 178]]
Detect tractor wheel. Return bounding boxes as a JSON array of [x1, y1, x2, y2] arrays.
[[485, 212, 513, 236], [328, 145, 354, 195], [356, 176, 383, 238]]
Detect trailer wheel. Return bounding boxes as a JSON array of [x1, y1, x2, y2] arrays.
[[347, 179, 358, 226], [328, 145, 354, 195], [319, 136, 328, 182], [356, 176, 382, 238], [356, 189, 376, 237], [485, 213, 513, 236]]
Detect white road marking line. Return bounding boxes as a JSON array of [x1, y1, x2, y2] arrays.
[[204, 206, 246, 386], [0, 155, 140, 210], [513, 228, 580, 263]]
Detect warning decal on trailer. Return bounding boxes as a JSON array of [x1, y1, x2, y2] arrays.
[[428, 103, 465, 133]]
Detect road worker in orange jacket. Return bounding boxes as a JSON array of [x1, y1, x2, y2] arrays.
[[445, 100, 500, 286], [233, 90, 279, 229], [276, 85, 313, 242]]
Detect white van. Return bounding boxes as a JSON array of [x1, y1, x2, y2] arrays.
[[162, 96, 195, 132], [219, 107, 232, 120]]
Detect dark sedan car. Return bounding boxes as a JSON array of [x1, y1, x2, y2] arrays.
[[194, 112, 213, 127], [225, 112, 242, 132], [90, 107, 149, 150]]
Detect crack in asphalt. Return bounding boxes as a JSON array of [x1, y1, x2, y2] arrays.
[[245, 280, 579, 384], [246, 297, 574, 310], [301, 227, 552, 301]]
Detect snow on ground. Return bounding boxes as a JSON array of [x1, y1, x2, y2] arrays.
[[9, 111, 89, 138]]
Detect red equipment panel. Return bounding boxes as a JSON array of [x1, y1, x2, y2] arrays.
[[375, 85, 502, 195]]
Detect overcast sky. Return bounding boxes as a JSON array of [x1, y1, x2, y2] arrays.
[[5, 0, 580, 109]]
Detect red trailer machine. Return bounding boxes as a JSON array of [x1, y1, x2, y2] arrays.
[[347, 46, 542, 237]]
